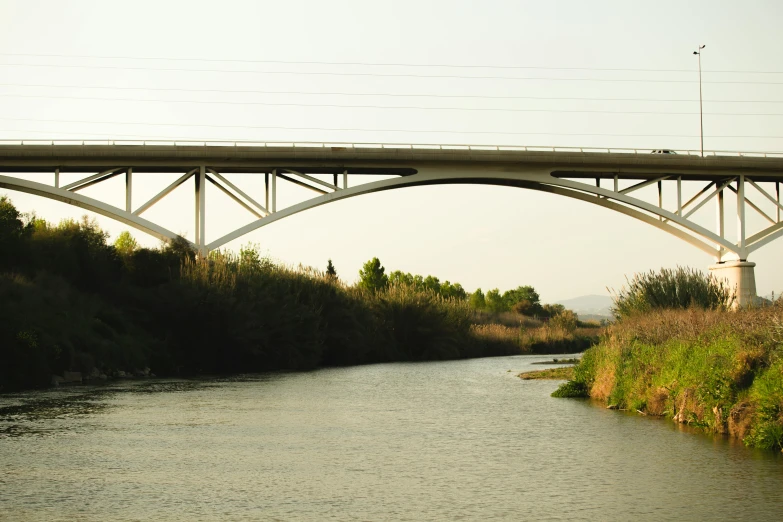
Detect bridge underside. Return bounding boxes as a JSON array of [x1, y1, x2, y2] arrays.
[[1, 142, 782, 265]]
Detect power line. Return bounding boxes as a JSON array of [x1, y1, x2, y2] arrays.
[[2, 62, 783, 84], [2, 82, 780, 104], [2, 52, 782, 75], [1, 116, 781, 139], [2, 92, 782, 116]]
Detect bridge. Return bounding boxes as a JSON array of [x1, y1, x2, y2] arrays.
[[1, 140, 782, 306]]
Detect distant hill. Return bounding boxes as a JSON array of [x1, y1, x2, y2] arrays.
[[556, 294, 613, 318]]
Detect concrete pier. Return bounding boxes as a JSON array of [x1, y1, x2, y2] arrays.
[[709, 261, 757, 308]]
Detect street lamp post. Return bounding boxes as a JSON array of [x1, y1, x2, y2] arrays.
[[693, 44, 706, 157]]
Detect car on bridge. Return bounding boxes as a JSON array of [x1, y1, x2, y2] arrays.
[[651, 149, 677, 154]]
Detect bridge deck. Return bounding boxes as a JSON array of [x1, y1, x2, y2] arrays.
[[1, 142, 782, 180]]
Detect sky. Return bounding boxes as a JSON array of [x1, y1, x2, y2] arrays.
[[0, 0, 782, 302]]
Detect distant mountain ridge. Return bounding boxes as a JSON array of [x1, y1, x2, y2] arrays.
[[555, 294, 613, 317]]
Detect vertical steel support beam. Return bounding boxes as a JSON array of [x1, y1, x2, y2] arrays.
[[613, 175, 618, 193], [657, 180, 663, 220], [343, 170, 348, 189], [677, 176, 682, 216], [54, 168, 60, 188], [125, 167, 133, 213], [195, 166, 206, 255], [716, 187, 725, 262], [333, 173, 338, 188], [737, 175, 746, 259], [270, 169, 277, 213], [595, 177, 600, 196], [265, 173, 269, 210], [194, 172, 201, 248], [777, 182, 780, 223]]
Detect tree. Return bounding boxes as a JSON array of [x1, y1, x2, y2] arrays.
[[469, 288, 486, 309], [502, 285, 541, 309], [388, 270, 414, 286], [549, 309, 578, 332], [358, 257, 388, 292], [163, 236, 196, 262], [238, 243, 271, 271], [542, 303, 566, 318], [486, 288, 508, 313], [326, 259, 337, 279], [0, 196, 28, 270], [512, 299, 538, 316], [440, 281, 467, 300], [423, 275, 441, 294], [113, 231, 139, 256]]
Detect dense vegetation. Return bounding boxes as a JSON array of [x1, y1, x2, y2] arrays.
[[0, 197, 592, 392], [610, 266, 735, 318], [554, 268, 783, 451]]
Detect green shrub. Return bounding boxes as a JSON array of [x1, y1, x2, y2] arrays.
[[610, 266, 734, 318], [552, 380, 589, 398], [550, 310, 578, 333], [744, 357, 783, 450]]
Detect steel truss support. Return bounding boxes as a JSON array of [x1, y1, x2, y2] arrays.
[[195, 166, 206, 255], [125, 168, 133, 213], [1, 166, 782, 262], [716, 186, 725, 262]]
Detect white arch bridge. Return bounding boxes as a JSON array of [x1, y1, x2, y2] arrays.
[[1, 140, 782, 305]]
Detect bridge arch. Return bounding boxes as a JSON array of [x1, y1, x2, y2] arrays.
[[205, 168, 740, 258], [0, 175, 187, 244], [1, 168, 778, 261]]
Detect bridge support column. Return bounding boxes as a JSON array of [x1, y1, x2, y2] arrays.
[[709, 261, 757, 308], [195, 166, 206, 256]]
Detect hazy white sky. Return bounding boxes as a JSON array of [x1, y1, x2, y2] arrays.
[[0, 0, 782, 301]]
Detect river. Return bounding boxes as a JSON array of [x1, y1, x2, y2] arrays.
[[1, 354, 781, 521]]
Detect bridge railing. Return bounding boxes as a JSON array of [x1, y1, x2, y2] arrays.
[[0, 139, 781, 158]]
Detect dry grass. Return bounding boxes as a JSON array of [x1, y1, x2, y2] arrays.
[[646, 387, 670, 416], [608, 304, 783, 347], [469, 322, 603, 355], [590, 362, 616, 401], [518, 366, 574, 380], [470, 323, 524, 353], [471, 310, 542, 328], [728, 402, 756, 441]]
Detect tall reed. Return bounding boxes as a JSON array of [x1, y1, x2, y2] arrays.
[[610, 266, 734, 318]]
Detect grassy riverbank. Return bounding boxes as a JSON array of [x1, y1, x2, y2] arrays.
[[553, 306, 783, 451], [518, 366, 575, 380], [470, 312, 601, 355]]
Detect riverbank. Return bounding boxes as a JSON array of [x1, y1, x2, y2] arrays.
[[552, 306, 783, 451], [0, 197, 599, 393], [518, 366, 574, 380]]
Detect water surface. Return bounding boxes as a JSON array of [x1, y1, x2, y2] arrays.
[[1, 355, 781, 521]]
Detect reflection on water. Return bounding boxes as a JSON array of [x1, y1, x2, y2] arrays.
[[1, 356, 781, 521], [0, 380, 219, 438]]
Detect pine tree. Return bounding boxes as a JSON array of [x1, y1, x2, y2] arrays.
[[326, 258, 337, 279], [358, 257, 388, 292]]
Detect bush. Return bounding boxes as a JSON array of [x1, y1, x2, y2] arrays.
[[552, 380, 589, 398], [549, 310, 578, 333], [610, 266, 734, 318]]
